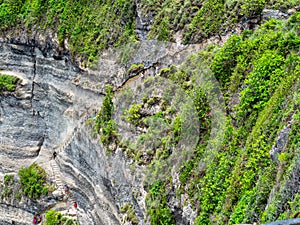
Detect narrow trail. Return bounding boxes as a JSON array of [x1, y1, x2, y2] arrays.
[[44, 113, 92, 223], [113, 31, 233, 95]]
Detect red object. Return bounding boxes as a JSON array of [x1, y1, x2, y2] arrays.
[[33, 217, 37, 224], [74, 202, 77, 209]]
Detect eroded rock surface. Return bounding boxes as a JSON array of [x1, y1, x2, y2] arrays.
[[0, 38, 211, 225], [0, 24, 240, 224]]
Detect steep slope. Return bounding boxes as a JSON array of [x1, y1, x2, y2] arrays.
[[1, 1, 300, 225]]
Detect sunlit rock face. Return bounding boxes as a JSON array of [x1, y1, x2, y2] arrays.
[[0, 40, 148, 225], [0, 41, 123, 225]]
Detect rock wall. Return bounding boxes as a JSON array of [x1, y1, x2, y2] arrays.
[[0, 33, 231, 224], [0, 41, 105, 224]]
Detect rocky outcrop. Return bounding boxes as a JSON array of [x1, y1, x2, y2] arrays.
[[262, 9, 289, 21], [0, 41, 104, 224], [0, 203, 33, 225], [270, 119, 294, 162], [135, 3, 154, 40]]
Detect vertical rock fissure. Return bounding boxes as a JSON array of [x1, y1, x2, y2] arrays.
[[30, 46, 36, 109]]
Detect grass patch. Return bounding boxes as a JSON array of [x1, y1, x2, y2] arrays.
[[0, 74, 18, 93]]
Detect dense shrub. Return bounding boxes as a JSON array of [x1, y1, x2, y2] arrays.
[[44, 210, 77, 225], [0, 0, 136, 64], [18, 163, 48, 199]]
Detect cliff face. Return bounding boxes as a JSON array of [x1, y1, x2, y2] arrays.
[[0, 38, 211, 224], [1, 8, 299, 225], [0, 41, 108, 224]]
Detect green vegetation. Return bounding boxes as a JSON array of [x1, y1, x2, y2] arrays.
[[44, 210, 77, 225], [0, 0, 136, 64], [190, 13, 300, 224], [2, 0, 300, 224], [119, 74, 205, 166], [95, 85, 118, 151], [2, 0, 300, 64], [124, 12, 300, 225], [3, 174, 14, 185], [127, 63, 145, 74], [1, 174, 14, 199], [120, 203, 139, 224], [143, 0, 300, 43], [146, 180, 175, 225], [0, 74, 18, 93], [18, 163, 48, 199], [124, 103, 143, 126]]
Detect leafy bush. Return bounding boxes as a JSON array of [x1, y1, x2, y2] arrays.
[[18, 163, 48, 199], [0, 74, 19, 93], [45, 210, 61, 225], [124, 103, 143, 126], [127, 63, 144, 74], [44, 210, 77, 225]]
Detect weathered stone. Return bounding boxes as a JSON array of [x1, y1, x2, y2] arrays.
[[262, 9, 289, 21], [270, 119, 293, 162]]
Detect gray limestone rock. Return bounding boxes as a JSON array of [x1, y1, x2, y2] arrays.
[[262, 9, 289, 21]]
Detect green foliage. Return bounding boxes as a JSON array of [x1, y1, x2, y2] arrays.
[[3, 187, 12, 197], [236, 50, 285, 121], [186, 0, 225, 42], [171, 116, 181, 144], [141, 0, 300, 43], [0, 0, 23, 28], [18, 163, 48, 199], [211, 34, 243, 86], [1, 174, 15, 199], [2, 0, 300, 64], [0, 74, 19, 93], [124, 103, 143, 126], [2, 1, 300, 224], [168, 13, 300, 225], [4, 174, 14, 185], [44, 210, 77, 225], [179, 160, 194, 185], [15, 192, 21, 201], [0, 0, 136, 64], [127, 63, 145, 74], [95, 85, 118, 150], [120, 203, 138, 224], [146, 180, 175, 225]]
